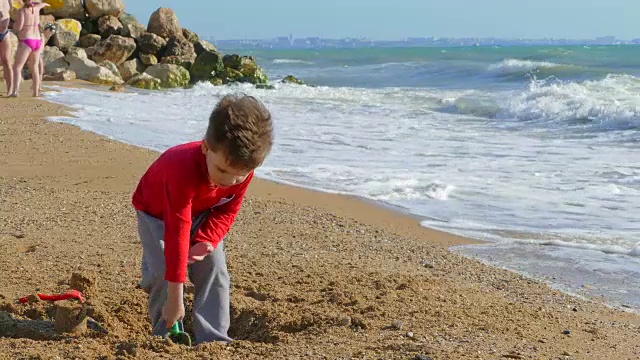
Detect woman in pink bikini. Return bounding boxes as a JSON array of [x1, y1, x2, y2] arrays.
[[9, 0, 49, 97]]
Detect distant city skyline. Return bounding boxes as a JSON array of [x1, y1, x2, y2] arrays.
[[126, 1, 640, 41]]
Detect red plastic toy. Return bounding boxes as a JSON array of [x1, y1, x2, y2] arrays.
[[18, 289, 85, 304]]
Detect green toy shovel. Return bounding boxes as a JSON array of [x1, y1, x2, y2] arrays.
[[168, 320, 192, 346]]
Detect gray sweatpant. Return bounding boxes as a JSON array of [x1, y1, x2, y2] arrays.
[[136, 210, 232, 344]]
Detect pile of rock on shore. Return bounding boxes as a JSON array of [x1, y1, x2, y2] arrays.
[[3, 0, 304, 90]]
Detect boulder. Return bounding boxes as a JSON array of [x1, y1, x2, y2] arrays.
[[237, 56, 268, 84], [139, 53, 157, 66], [194, 39, 217, 55], [282, 75, 304, 85], [162, 36, 196, 62], [98, 60, 121, 78], [117, 58, 144, 82], [53, 19, 82, 52], [190, 50, 223, 82], [91, 35, 136, 65], [144, 64, 190, 88], [160, 56, 192, 70], [109, 84, 125, 92], [44, 69, 77, 81], [181, 28, 199, 43], [147, 8, 181, 39], [209, 77, 224, 86], [136, 33, 166, 55], [43, 0, 84, 20], [85, 0, 125, 19], [126, 73, 161, 90], [98, 15, 123, 38], [66, 47, 123, 85], [42, 46, 69, 75], [119, 13, 146, 39], [220, 54, 268, 84], [219, 67, 244, 83], [78, 34, 102, 48]]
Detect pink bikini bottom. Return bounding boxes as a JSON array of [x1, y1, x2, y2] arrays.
[[22, 38, 42, 51]]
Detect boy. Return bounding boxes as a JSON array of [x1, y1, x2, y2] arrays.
[[132, 94, 273, 344]]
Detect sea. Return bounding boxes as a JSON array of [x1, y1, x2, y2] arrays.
[[44, 45, 640, 312]]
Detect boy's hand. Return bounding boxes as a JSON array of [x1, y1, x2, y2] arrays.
[[187, 242, 214, 264], [162, 282, 184, 328]]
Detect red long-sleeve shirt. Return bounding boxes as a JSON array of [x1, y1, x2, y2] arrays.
[[132, 141, 253, 283]]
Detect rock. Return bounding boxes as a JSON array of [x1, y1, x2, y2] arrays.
[[255, 84, 275, 90], [162, 36, 196, 62], [144, 64, 190, 88], [406, 331, 414, 338], [239, 57, 268, 84], [42, 46, 69, 75], [194, 39, 216, 56], [66, 47, 123, 85], [160, 56, 192, 70], [98, 15, 123, 38], [391, 320, 404, 330], [85, 0, 125, 19], [109, 84, 125, 92], [53, 19, 82, 52], [339, 316, 351, 326], [147, 8, 181, 39], [209, 78, 223, 86], [181, 28, 199, 43], [44, 69, 77, 81], [562, 329, 570, 335], [140, 53, 157, 66], [502, 354, 524, 359], [91, 35, 136, 65], [562, 351, 571, 356], [126, 73, 161, 90], [220, 55, 268, 84], [137, 33, 166, 55], [98, 60, 121, 78], [190, 50, 223, 82], [43, 0, 84, 19], [350, 316, 366, 330], [219, 67, 244, 83], [78, 34, 102, 48], [117, 58, 144, 82], [412, 356, 433, 360], [282, 75, 304, 85], [419, 259, 435, 268], [119, 13, 146, 39]]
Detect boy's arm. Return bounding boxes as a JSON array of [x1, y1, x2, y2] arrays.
[[162, 180, 194, 283], [193, 172, 254, 247]]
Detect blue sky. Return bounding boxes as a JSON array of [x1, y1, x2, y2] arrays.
[[126, 1, 638, 40]]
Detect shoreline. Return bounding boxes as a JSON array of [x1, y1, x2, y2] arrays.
[[1, 80, 639, 359]]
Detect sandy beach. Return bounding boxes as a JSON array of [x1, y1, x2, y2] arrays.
[[0, 81, 639, 359]]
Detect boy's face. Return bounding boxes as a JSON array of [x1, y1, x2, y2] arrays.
[[201, 141, 252, 188]]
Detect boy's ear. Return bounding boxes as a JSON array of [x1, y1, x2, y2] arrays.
[[201, 140, 208, 155]]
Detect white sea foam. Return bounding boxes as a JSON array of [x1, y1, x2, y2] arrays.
[[488, 58, 563, 74], [272, 59, 313, 64]]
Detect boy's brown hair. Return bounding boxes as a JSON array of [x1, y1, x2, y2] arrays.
[[205, 94, 274, 170]]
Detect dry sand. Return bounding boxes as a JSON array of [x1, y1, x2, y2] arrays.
[[0, 81, 639, 359]]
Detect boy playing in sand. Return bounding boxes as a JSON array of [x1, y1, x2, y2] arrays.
[[132, 94, 273, 344]]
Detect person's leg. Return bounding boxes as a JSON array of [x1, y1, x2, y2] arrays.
[[188, 241, 233, 344], [11, 43, 31, 97], [28, 48, 41, 97], [0, 36, 13, 97], [38, 54, 44, 91], [136, 210, 172, 338]]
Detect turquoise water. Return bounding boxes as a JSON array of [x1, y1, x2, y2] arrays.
[[46, 45, 640, 311]]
